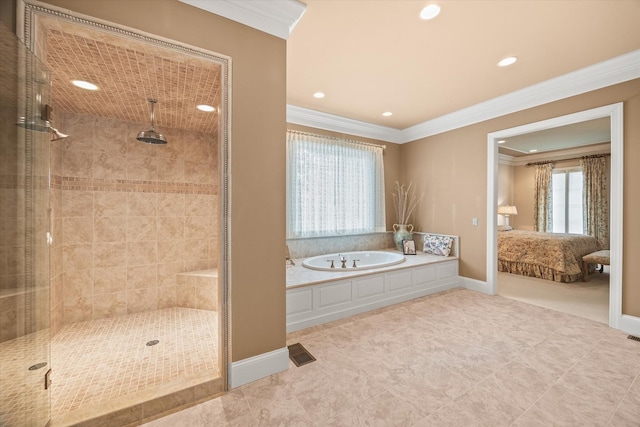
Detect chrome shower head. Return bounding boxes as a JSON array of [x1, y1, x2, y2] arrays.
[[50, 127, 69, 141], [137, 98, 167, 144]]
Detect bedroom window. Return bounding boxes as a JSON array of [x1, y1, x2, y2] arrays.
[[552, 168, 583, 234], [286, 130, 386, 238]]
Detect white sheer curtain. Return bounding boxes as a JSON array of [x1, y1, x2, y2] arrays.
[[286, 130, 386, 238]]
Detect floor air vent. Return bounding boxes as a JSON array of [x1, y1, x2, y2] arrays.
[[288, 343, 316, 367], [628, 335, 640, 343]]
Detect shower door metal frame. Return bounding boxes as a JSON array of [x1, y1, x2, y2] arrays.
[[19, 0, 233, 415]]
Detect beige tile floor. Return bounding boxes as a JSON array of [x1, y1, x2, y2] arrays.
[[51, 307, 219, 421], [144, 288, 640, 426]]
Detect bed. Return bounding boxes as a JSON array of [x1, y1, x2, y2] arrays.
[[497, 229, 599, 282]]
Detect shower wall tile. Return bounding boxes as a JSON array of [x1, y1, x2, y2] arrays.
[[184, 260, 212, 272], [93, 242, 127, 268], [64, 298, 92, 324], [94, 192, 127, 218], [184, 160, 211, 184], [128, 192, 157, 217], [94, 118, 129, 154], [63, 150, 93, 178], [51, 301, 64, 336], [157, 285, 178, 309], [127, 241, 157, 266], [94, 217, 127, 243], [157, 239, 184, 265], [94, 267, 127, 294], [157, 262, 184, 287], [60, 114, 94, 152], [127, 288, 158, 314], [62, 217, 93, 245], [63, 270, 93, 301], [62, 190, 93, 218], [63, 244, 93, 271], [185, 216, 210, 239], [127, 216, 156, 242], [53, 112, 219, 327], [51, 274, 64, 308], [93, 152, 127, 180], [157, 157, 184, 182], [127, 156, 158, 182], [184, 239, 209, 261], [127, 265, 158, 290], [158, 217, 185, 240], [93, 291, 127, 320], [158, 194, 185, 217]]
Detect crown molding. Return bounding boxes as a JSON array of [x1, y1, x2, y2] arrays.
[[288, 49, 640, 144], [507, 142, 611, 167], [286, 105, 404, 143], [178, 0, 306, 40], [497, 153, 514, 166]]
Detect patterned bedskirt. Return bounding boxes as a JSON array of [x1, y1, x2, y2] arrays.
[[497, 230, 599, 283]]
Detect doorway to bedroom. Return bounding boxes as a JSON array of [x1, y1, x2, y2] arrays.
[[486, 103, 623, 328]]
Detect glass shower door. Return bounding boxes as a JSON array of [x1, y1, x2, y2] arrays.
[[0, 24, 52, 427]]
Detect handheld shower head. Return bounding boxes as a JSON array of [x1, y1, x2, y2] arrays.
[[137, 98, 167, 144]]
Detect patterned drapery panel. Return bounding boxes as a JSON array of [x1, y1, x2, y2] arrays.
[[581, 156, 609, 249], [286, 130, 386, 238], [534, 163, 554, 232]]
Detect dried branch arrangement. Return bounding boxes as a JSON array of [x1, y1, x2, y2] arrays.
[[392, 181, 423, 225]]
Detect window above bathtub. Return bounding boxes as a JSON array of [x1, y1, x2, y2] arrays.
[[286, 130, 386, 238]]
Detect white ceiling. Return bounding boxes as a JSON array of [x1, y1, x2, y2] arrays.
[[499, 118, 611, 157], [286, 0, 640, 131]]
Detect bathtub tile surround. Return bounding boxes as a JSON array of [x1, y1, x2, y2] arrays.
[[49, 111, 220, 331], [286, 232, 394, 259]]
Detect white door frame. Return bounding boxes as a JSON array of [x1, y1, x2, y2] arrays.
[[486, 103, 623, 329]]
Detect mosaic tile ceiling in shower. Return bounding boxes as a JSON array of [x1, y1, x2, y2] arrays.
[[39, 15, 222, 134]]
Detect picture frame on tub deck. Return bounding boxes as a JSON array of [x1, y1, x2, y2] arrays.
[[402, 239, 417, 255]]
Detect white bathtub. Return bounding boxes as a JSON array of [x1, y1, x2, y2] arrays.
[[302, 251, 405, 271]]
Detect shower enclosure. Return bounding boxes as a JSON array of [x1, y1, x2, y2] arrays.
[[0, 24, 52, 426]]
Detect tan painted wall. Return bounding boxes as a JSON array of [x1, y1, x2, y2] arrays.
[[401, 79, 640, 316], [29, 0, 287, 361], [285, 123, 402, 230], [497, 164, 514, 227]]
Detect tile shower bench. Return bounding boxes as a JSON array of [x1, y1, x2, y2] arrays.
[[286, 247, 460, 332], [175, 269, 218, 310]]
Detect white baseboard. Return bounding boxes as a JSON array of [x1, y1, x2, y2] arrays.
[[461, 276, 491, 294], [619, 314, 640, 338], [229, 347, 290, 388]]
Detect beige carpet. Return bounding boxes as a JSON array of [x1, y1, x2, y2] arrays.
[[498, 267, 609, 324]]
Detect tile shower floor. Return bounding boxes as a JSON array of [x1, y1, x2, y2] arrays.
[[51, 307, 218, 420]]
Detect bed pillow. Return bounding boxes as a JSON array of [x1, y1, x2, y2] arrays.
[[423, 234, 453, 257], [497, 225, 513, 231]]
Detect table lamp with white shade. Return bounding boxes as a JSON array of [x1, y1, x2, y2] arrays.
[[498, 205, 518, 227]]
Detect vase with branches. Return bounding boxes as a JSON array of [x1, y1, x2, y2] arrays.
[[392, 181, 422, 250]]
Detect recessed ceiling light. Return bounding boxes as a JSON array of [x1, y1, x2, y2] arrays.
[[420, 4, 441, 20], [313, 92, 325, 99], [498, 56, 518, 67], [382, 112, 393, 117], [497, 140, 506, 144], [71, 80, 99, 90], [529, 149, 538, 153], [197, 104, 215, 112]]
